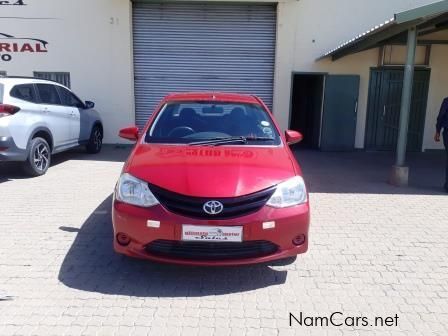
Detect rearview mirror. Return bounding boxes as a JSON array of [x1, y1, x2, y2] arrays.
[[119, 126, 139, 142], [285, 130, 303, 145], [85, 101, 95, 109]]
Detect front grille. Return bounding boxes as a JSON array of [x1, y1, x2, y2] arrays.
[[149, 184, 276, 219], [146, 240, 279, 260]]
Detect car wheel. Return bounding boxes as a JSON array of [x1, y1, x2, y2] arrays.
[[23, 137, 51, 177], [86, 125, 103, 154]]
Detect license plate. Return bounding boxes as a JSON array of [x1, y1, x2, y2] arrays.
[[182, 225, 243, 243]]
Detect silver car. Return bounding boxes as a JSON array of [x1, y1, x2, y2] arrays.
[[0, 76, 103, 176]]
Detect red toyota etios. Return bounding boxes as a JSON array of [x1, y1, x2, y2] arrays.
[[113, 93, 310, 266]]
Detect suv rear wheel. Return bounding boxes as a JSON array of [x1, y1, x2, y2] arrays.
[[23, 137, 51, 176], [86, 125, 103, 154]]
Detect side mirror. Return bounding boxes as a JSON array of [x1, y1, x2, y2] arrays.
[[285, 130, 303, 145], [119, 126, 139, 142], [85, 101, 95, 109]]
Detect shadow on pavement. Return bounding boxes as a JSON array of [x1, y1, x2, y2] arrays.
[[295, 149, 447, 195], [51, 145, 132, 166], [0, 145, 131, 183], [0, 162, 25, 184], [58, 195, 288, 297], [53, 145, 132, 164]]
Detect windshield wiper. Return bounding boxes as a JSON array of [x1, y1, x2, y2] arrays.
[[188, 136, 275, 146], [188, 136, 247, 146]]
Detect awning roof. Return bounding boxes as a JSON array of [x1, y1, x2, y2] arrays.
[[320, 0, 448, 61]]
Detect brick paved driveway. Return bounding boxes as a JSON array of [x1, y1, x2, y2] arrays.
[[0, 147, 447, 336]]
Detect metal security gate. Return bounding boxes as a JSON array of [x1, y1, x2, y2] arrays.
[[132, 2, 277, 127]]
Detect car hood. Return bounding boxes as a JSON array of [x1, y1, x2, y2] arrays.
[[125, 144, 298, 197]]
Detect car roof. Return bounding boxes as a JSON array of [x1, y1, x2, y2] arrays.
[[163, 92, 263, 105], [0, 77, 66, 87]]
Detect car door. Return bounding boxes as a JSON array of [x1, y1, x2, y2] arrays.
[[35, 83, 71, 150], [8, 84, 42, 150], [56, 86, 84, 144]]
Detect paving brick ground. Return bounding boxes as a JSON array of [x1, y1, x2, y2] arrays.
[[0, 147, 447, 336]]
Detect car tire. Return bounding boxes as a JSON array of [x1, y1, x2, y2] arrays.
[[23, 137, 51, 177], [86, 125, 103, 154]]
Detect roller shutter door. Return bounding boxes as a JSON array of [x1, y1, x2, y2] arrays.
[[132, 2, 277, 127]]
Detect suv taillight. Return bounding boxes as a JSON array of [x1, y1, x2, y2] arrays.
[[0, 104, 21, 117]]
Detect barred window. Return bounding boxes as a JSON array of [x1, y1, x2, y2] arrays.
[[33, 72, 71, 88]]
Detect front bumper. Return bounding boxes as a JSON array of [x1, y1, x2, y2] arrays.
[[0, 136, 27, 162], [112, 199, 310, 266]]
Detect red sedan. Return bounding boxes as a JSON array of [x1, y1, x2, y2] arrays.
[[113, 93, 310, 266]]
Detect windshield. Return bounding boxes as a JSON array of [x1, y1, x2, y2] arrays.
[[146, 102, 281, 145]]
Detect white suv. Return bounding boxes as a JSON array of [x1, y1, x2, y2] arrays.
[[0, 77, 103, 176]]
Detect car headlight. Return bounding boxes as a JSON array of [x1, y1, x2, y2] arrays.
[[115, 173, 159, 207], [266, 176, 307, 208]]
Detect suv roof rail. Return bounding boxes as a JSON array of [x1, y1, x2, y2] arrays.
[[1, 76, 62, 85]]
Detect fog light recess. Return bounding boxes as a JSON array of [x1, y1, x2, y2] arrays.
[[292, 234, 306, 246], [116, 233, 131, 246]]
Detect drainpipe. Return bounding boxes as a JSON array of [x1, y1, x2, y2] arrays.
[[389, 26, 417, 187]]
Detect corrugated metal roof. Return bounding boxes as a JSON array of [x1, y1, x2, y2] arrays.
[[320, 17, 396, 59], [319, 0, 448, 61]]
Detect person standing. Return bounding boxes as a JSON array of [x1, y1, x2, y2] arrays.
[[435, 97, 448, 192]]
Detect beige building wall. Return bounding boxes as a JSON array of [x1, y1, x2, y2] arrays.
[[424, 44, 448, 150], [274, 0, 447, 150], [0, 0, 135, 144], [0, 0, 446, 150]]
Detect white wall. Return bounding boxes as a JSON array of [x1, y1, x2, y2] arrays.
[[0, 0, 135, 144]]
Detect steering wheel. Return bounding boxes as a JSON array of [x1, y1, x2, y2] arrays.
[[168, 126, 195, 138]]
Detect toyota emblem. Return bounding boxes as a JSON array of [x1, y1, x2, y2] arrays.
[[203, 200, 224, 215]]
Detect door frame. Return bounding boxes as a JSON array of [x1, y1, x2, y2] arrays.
[[288, 71, 328, 147], [364, 66, 431, 151]]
